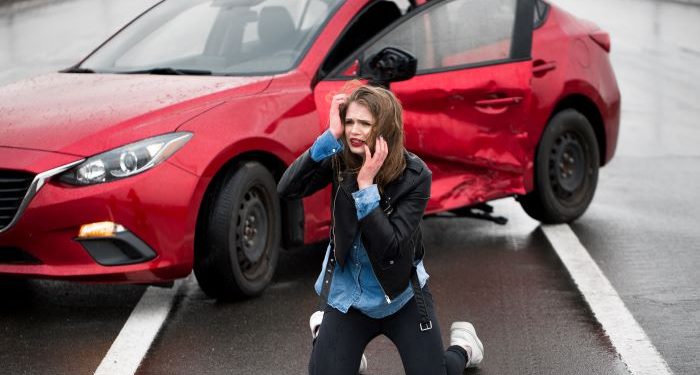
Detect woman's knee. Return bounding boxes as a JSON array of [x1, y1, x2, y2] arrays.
[[308, 308, 374, 375]]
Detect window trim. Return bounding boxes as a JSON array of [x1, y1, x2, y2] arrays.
[[326, 0, 534, 80], [323, 56, 532, 82], [510, 0, 534, 60], [533, 0, 550, 29]]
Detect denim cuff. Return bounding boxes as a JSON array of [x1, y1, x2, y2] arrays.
[[352, 184, 380, 220], [310, 129, 343, 162]]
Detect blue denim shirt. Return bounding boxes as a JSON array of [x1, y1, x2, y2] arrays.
[[310, 130, 429, 318]]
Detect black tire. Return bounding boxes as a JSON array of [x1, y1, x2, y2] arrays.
[[194, 161, 280, 301], [519, 109, 600, 223]]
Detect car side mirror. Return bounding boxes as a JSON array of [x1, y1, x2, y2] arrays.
[[360, 47, 417, 89]]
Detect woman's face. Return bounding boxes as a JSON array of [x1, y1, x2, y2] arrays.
[[344, 101, 375, 155]]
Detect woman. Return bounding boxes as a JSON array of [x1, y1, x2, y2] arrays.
[[277, 85, 484, 375]]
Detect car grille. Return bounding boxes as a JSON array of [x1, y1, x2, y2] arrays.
[[0, 170, 35, 231]]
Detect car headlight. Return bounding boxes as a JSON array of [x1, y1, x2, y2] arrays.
[[58, 132, 193, 185]]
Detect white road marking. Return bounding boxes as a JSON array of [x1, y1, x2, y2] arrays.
[[542, 224, 673, 375], [94, 275, 192, 375]]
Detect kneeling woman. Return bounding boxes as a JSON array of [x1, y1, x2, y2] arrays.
[[278, 85, 484, 375]]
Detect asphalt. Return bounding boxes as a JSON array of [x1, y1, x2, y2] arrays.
[[133, 204, 628, 375], [571, 156, 700, 374], [0, 279, 146, 374]]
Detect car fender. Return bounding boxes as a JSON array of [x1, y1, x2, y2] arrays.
[[522, 78, 611, 192]]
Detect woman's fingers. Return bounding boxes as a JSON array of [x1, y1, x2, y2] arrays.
[[328, 94, 347, 138], [358, 137, 391, 187], [362, 137, 389, 169], [332, 94, 347, 106], [330, 95, 346, 114], [377, 136, 388, 164]]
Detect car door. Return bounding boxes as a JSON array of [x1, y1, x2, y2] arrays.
[[314, 0, 535, 212]]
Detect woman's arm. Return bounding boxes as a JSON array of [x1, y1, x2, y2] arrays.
[[357, 170, 431, 261], [277, 131, 340, 199], [278, 94, 347, 199]]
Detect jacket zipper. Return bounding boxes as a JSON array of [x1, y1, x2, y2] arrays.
[[332, 184, 340, 261], [375, 265, 392, 304]]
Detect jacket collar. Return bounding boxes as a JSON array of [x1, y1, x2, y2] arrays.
[[404, 150, 424, 174]]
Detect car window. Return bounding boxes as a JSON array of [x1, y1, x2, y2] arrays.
[[318, 0, 410, 79], [337, 0, 518, 77], [81, 0, 342, 75], [115, 3, 218, 67]]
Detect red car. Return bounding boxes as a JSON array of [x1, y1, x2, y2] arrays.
[[0, 0, 619, 299]]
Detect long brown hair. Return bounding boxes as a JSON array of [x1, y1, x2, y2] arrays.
[[334, 85, 406, 191]]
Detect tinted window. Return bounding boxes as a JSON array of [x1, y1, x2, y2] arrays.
[[358, 0, 517, 73]]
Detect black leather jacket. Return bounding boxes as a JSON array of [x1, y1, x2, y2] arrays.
[[277, 148, 431, 300]]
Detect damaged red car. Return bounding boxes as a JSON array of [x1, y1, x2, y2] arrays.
[[0, 0, 620, 299]]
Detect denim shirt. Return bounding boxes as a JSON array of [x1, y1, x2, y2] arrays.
[[310, 130, 429, 319]]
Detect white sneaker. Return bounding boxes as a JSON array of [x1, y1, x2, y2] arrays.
[[309, 310, 324, 339], [450, 322, 484, 368], [309, 311, 369, 374]]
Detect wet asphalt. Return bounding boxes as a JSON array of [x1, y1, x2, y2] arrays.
[[1, 0, 700, 374], [0, 279, 146, 374], [556, 1, 700, 373], [135, 208, 629, 375]]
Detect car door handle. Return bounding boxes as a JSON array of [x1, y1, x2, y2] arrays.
[[474, 96, 523, 115], [533, 60, 557, 76], [475, 97, 523, 107]]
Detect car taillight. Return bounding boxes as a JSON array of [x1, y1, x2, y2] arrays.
[[590, 31, 611, 53]]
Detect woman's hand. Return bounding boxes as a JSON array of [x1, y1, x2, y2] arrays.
[[357, 136, 388, 189], [329, 94, 347, 139]]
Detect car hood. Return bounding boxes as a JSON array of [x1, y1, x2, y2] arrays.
[[0, 73, 271, 156]]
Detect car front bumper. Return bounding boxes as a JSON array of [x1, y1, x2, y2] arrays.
[[0, 147, 198, 283]]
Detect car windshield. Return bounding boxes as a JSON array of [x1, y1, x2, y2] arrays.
[[79, 0, 341, 76]]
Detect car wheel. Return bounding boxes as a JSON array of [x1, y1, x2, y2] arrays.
[[194, 161, 280, 301], [519, 109, 600, 223]]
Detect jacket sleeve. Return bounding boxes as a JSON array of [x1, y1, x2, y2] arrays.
[[358, 170, 431, 261], [277, 149, 334, 199]]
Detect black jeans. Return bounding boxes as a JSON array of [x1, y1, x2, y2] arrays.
[[309, 285, 467, 375]]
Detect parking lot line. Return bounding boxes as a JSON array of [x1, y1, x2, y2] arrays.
[[542, 224, 673, 375], [94, 275, 191, 375]]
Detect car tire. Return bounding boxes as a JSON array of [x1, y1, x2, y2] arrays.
[[194, 161, 280, 301], [519, 109, 600, 223]]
